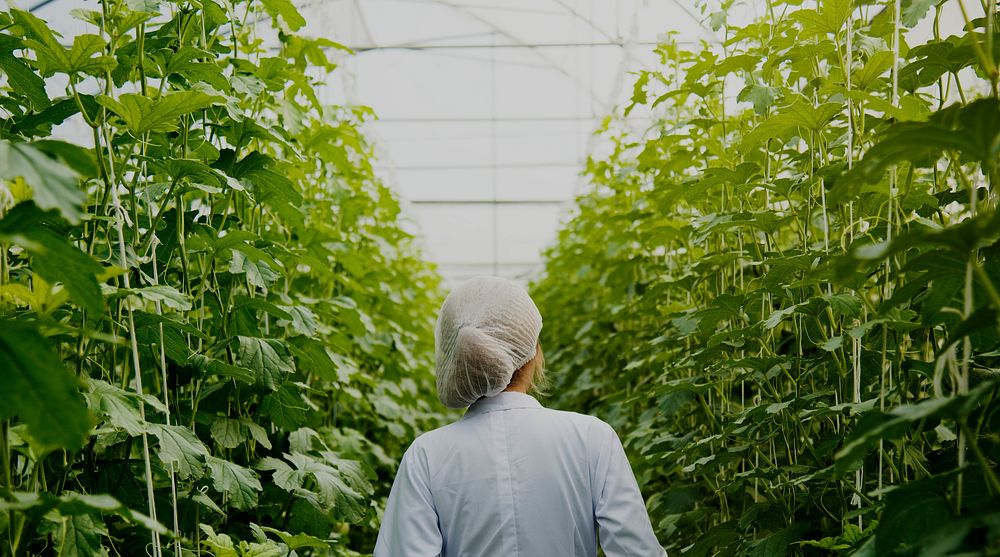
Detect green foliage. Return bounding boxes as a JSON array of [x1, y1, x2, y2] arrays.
[[0, 1, 444, 555], [0, 321, 91, 449], [534, 0, 1000, 555]]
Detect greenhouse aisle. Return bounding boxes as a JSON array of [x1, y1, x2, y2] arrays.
[[1, 0, 1000, 556]]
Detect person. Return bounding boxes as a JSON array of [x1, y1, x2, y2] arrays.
[[374, 276, 666, 557]]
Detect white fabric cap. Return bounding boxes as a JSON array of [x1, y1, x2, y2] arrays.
[[434, 276, 543, 408]]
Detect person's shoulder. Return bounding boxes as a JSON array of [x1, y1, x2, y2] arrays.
[[537, 407, 617, 437], [407, 418, 471, 452], [542, 406, 602, 424]]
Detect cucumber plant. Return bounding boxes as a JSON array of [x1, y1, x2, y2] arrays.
[[534, 0, 1000, 554], [0, 1, 444, 555]]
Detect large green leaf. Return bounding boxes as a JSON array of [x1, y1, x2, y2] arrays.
[[740, 101, 841, 151], [261, 0, 306, 31], [206, 456, 262, 510], [34, 34, 116, 77], [45, 512, 107, 557], [7, 98, 89, 139], [189, 354, 257, 385], [0, 142, 83, 223], [11, 10, 115, 77], [259, 526, 329, 550], [235, 336, 295, 389], [32, 140, 98, 178], [0, 37, 50, 110], [835, 380, 998, 474], [96, 91, 221, 135], [257, 451, 373, 524], [151, 424, 210, 480], [0, 202, 104, 314], [0, 321, 92, 449], [261, 384, 309, 430], [208, 417, 272, 450], [86, 379, 148, 437], [199, 524, 239, 557], [789, 0, 850, 37], [832, 99, 1000, 202], [875, 474, 954, 554], [229, 246, 281, 289], [0, 491, 166, 535], [120, 284, 193, 311]]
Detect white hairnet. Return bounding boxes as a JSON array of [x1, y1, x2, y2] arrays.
[[434, 276, 543, 408]]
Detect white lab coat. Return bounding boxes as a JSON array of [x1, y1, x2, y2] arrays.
[[374, 392, 666, 557]]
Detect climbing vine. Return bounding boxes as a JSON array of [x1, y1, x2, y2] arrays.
[[535, 0, 1000, 554], [0, 1, 443, 555]]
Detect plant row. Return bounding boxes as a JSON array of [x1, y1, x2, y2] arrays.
[[534, 0, 1000, 554], [0, 1, 445, 555]]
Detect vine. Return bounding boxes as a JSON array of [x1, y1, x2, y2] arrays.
[[535, 0, 1000, 554], [0, 1, 445, 555]]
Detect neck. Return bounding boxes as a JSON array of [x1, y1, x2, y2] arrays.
[[505, 357, 536, 394], [503, 383, 529, 394]]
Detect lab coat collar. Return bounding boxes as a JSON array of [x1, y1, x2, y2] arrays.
[[464, 391, 542, 417]]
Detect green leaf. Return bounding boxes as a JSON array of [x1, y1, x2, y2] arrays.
[[8, 98, 90, 138], [835, 381, 998, 474], [289, 337, 358, 384], [746, 523, 809, 557], [0, 202, 104, 313], [259, 526, 330, 550], [199, 524, 239, 557], [32, 140, 98, 179], [46, 512, 107, 557], [741, 102, 841, 151], [261, 384, 308, 430], [11, 10, 116, 77], [229, 245, 281, 289], [133, 312, 194, 365], [833, 99, 1000, 201], [206, 456, 262, 510], [278, 303, 318, 336], [624, 71, 649, 117], [9, 10, 62, 59], [853, 51, 894, 91], [123, 285, 193, 311], [261, 0, 306, 31], [824, 293, 862, 319], [0, 142, 83, 223], [790, 0, 850, 36], [257, 451, 373, 524], [684, 521, 740, 557], [208, 417, 271, 450], [763, 304, 801, 330], [875, 475, 953, 554], [0, 321, 92, 449], [738, 84, 781, 115], [243, 168, 304, 225], [0, 491, 167, 535], [86, 379, 147, 436], [0, 44, 50, 109], [235, 336, 295, 390], [151, 424, 210, 480], [210, 417, 247, 449], [902, 0, 936, 27], [96, 91, 221, 135], [29, 34, 117, 77], [245, 422, 272, 450], [189, 354, 256, 385]]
